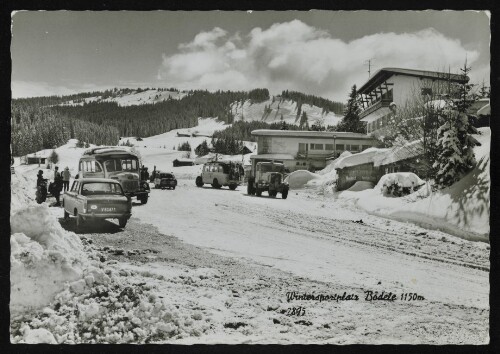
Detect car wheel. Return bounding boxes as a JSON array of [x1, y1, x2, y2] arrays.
[[172, 186, 176, 190], [282, 190, 288, 199], [118, 217, 128, 228], [229, 184, 237, 190], [196, 176, 203, 187], [140, 195, 148, 204], [256, 188, 262, 197]]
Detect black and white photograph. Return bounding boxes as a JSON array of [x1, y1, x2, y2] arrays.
[[8, 8, 492, 345]]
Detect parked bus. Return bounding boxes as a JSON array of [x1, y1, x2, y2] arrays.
[[77, 146, 150, 204]]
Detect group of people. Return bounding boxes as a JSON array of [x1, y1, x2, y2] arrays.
[[36, 166, 72, 206]]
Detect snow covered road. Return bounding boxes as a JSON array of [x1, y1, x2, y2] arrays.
[[132, 179, 489, 311]]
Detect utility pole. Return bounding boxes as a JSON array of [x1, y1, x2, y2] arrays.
[[364, 58, 375, 78]]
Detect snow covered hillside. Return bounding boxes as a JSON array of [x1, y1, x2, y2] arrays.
[[59, 88, 187, 107], [56, 88, 343, 128], [231, 98, 343, 127]]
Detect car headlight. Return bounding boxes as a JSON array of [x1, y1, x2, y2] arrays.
[[90, 205, 98, 210]]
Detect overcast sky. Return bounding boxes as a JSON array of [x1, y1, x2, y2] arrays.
[[11, 10, 490, 102]]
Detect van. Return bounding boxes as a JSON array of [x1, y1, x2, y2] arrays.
[[195, 161, 244, 190]]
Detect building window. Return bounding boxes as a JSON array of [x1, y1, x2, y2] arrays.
[[298, 143, 307, 153], [310, 144, 324, 150], [261, 137, 271, 153], [325, 144, 334, 151], [336, 144, 344, 151], [346, 144, 360, 152]]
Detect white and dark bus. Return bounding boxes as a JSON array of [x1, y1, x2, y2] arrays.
[[78, 147, 150, 204]]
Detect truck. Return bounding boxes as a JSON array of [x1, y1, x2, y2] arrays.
[[247, 161, 289, 199]]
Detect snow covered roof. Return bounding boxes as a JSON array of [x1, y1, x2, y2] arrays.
[[251, 130, 373, 140], [358, 67, 468, 94], [250, 153, 295, 161], [335, 140, 426, 170], [83, 146, 137, 156], [373, 140, 424, 167], [335, 148, 389, 169]]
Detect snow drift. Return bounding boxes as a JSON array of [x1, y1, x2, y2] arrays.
[[337, 128, 490, 241], [10, 204, 92, 313], [285, 170, 321, 189]]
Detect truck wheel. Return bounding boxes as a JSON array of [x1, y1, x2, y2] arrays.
[[118, 217, 128, 228], [256, 188, 262, 197], [229, 184, 237, 190], [196, 176, 203, 187], [247, 183, 253, 195], [140, 195, 148, 204], [282, 190, 288, 199]]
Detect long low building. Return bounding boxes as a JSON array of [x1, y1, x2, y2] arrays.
[[250, 130, 379, 172]]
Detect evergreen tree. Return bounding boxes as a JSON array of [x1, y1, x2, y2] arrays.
[[433, 61, 477, 188], [49, 149, 59, 164], [336, 85, 364, 133], [195, 140, 210, 156]]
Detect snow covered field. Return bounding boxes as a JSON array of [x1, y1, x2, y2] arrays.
[[10, 120, 490, 344]]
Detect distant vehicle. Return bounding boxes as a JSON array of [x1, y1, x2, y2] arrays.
[[196, 161, 244, 190], [247, 161, 289, 199], [154, 172, 177, 190], [63, 178, 132, 229], [77, 146, 150, 204]]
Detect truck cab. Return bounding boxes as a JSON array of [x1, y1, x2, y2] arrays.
[[247, 161, 289, 199]]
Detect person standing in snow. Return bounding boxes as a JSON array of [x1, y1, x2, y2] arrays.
[[53, 166, 63, 206], [62, 167, 71, 192]]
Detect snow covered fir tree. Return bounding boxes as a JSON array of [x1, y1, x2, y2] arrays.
[[433, 62, 478, 188]]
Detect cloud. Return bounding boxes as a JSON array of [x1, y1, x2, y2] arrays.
[[158, 21, 484, 101]]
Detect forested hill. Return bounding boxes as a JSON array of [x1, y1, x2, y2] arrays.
[[11, 87, 345, 156]]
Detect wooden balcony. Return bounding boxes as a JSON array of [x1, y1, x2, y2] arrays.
[[359, 99, 392, 119]]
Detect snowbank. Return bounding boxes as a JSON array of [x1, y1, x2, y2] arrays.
[[285, 170, 321, 189], [337, 128, 490, 241], [346, 181, 374, 192], [10, 204, 91, 313]]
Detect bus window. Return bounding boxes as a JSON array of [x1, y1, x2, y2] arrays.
[[121, 159, 138, 171], [105, 159, 122, 172]]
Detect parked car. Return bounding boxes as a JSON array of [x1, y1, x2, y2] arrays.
[[63, 178, 132, 228], [154, 172, 177, 190]]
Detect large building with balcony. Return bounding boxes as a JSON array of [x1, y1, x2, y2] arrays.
[[250, 130, 379, 172], [357, 68, 468, 135]]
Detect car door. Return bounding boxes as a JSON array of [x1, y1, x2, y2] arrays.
[[64, 180, 78, 213]]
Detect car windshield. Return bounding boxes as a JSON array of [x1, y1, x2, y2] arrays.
[[160, 173, 174, 178], [81, 182, 124, 196], [260, 164, 285, 173]]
